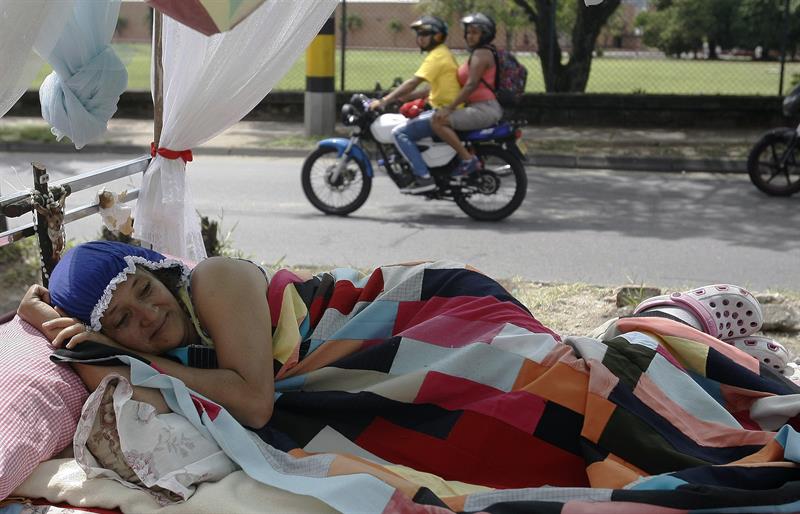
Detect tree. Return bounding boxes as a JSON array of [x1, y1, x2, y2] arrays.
[[418, 0, 529, 50], [733, 0, 798, 60], [389, 19, 404, 47], [706, 0, 740, 59], [420, 0, 622, 92], [512, 0, 622, 92], [341, 14, 364, 34], [637, 0, 737, 59], [636, 0, 711, 58], [115, 17, 129, 38]]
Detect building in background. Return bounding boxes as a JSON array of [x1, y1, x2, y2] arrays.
[[113, 0, 646, 53]]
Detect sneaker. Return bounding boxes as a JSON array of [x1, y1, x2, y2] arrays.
[[451, 156, 481, 178], [400, 175, 437, 194]]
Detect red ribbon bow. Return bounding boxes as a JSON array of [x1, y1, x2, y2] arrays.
[[150, 142, 193, 163]]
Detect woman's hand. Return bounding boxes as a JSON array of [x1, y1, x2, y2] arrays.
[[42, 317, 121, 350], [18, 284, 64, 342]]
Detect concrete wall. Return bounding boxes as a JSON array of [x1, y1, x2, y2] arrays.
[[8, 90, 787, 129]]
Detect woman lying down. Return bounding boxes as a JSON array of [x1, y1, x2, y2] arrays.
[[17, 241, 800, 513]]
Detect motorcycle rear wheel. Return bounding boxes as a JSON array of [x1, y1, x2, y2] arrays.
[[454, 146, 527, 221], [301, 146, 372, 215], [747, 128, 800, 197]]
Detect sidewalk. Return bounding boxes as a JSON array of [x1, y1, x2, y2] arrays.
[[0, 116, 764, 173]]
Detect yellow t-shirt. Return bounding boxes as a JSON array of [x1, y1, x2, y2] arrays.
[[414, 44, 460, 109]]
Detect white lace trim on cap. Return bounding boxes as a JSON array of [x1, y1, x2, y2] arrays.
[[88, 255, 191, 332]]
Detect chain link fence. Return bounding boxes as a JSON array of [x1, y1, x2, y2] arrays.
[[104, 1, 800, 96], [273, 1, 799, 97]]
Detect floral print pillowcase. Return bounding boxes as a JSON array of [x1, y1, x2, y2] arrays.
[[74, 375, 238, 505]]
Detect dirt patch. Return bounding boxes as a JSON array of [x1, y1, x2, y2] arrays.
[[499, 278, 800, 365], [4, 258, 798, 367], [0, 240, 39, 317]]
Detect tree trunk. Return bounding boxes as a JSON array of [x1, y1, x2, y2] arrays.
[[513, 0, 621, 92], [708, 39, 718, 60]]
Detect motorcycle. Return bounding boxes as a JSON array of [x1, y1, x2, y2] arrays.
[[301, 94, 528, 221], [747, 83, 800, 196]]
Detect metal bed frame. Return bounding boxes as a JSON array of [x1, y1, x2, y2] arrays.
[[0, 155, 151, 287]]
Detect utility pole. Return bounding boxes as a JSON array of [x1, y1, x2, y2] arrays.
[[305, 15, 336, 136]]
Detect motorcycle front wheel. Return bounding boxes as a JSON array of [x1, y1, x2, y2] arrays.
[[301, 146, 372, 215], [747, 128, 800, 197], [454, 146, 527, 221]]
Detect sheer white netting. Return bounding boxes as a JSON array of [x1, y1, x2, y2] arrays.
[[135, 0, 338, 261], [0, 0, 73, 118], [38, 0, 127, 149]]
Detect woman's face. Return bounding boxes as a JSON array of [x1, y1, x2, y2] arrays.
[[99, 267, 193, 354], [465, 25, 483, 47]]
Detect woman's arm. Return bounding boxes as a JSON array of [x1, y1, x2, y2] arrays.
[[19, 284, 125, 348], [72, 363, 172, 414]]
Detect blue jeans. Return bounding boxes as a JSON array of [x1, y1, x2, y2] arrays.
[[392, 110, 434, 177]]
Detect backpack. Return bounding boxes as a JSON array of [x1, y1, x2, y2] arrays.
[[474, 46, 528, 109]]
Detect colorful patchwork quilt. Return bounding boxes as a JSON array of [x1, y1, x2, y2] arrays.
[[62, 261, 800, 513]]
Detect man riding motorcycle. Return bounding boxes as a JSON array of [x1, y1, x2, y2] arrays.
[[368, 15, 460, 193]]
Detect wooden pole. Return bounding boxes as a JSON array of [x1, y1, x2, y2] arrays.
[[153, 9, 164, 148]]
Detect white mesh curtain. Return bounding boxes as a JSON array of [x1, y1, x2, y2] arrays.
[[136, 0, 338, 261], [0, 1, 73, 118]]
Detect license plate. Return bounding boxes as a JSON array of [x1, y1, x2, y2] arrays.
[[516, 138, 528, 155]]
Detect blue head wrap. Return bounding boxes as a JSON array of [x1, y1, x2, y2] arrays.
[[49, 241, 190, 331]]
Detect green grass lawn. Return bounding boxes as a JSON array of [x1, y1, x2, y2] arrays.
[[32, 43, 798, 96]]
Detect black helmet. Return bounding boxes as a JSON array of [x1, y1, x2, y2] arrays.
[[410, 15, 448, 52], [461, 12, 495, 47], [410, 15, 448, 38]]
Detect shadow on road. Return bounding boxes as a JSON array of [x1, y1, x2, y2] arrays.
[[309, 169, 800, 252]]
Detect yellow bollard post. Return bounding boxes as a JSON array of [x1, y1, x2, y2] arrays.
[[305, 16, 335, 136]]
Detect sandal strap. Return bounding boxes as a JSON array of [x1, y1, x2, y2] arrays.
[[634, 292, 719, 339]]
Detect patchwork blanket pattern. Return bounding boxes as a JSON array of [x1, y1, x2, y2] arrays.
[[60, 262, 800, 512]]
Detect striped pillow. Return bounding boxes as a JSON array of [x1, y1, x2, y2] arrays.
[[0, 316, 88, 499]]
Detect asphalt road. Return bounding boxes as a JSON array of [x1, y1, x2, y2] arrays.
[[2, 152, 800, 291]]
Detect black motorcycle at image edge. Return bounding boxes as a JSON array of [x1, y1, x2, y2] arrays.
[[748, 82, 800, 196], [300, 94, 528, 221]]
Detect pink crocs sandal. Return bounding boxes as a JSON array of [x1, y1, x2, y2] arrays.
[[726, 336, 791, 375], [633, 284, 763, 340]]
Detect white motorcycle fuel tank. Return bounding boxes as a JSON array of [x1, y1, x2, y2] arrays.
[[371, 113, 457, 168], [370, 113, 405, 143]]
